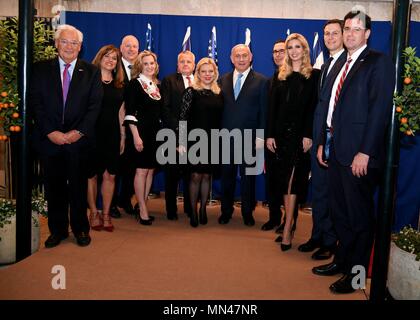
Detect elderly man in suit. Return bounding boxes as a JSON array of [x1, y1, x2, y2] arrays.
[[30, 24, 103, 248], [312, 11, 395, 294], [161, 50, 196, 220], [218, 44, 268, 226], [298, 19, 345, 259]]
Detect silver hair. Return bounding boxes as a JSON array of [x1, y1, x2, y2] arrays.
[[230, 44, 251, 56], [54, 24, 83, 42]]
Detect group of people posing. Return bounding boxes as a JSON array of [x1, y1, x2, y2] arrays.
[[30, 10, 394, 295]]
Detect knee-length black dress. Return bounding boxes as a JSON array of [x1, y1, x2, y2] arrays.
[[124, 76, 163, 169], [179, 87, 224, 174], [267, 70, 319, 201], [87, 80, 124, 178]]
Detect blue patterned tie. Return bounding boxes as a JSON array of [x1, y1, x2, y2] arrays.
[[234, 73, 243, 100]]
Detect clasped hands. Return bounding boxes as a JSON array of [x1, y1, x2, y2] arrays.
[[266, 137, 312, 154], [47, 130, 82, 145]]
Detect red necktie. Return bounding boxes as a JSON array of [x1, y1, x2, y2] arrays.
[[186, 76, 192, 87], [334, 57, 352, 107]]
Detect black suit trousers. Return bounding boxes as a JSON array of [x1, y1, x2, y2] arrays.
[[43, 148, 89, 235], [310, 146, 337, 247], [164, 164, 191, 215], [329, 144, 378, 274]]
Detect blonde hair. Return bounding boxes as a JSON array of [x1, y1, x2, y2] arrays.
[[131, 50, 160, 83], [92, 44, 125, 88], [192, 58, 221, 95], [278, 33, 312, 80]]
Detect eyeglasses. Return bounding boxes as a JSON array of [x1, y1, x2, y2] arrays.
[[343, 27, 366, 33], [272, 49, 285, 54], [324, 31, 341, 37], [59, 39, 80, 47]]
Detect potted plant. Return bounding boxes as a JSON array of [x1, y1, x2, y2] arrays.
[[0, 193, 47, 264], [387, 226, 420, 300], [393, 47, 420, 136]]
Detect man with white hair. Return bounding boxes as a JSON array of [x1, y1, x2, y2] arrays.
[[30, 24, 103, 248]]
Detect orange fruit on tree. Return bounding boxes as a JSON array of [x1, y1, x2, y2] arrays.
[[403, 77, 412, 85], [9, 126, 15, 132], [396, 106, 402, 113], [401, 117, 408, 124], [0, 135, 8, 141], [0, 92, 7, 97], [14, 125, 21, 132], [12, 112, 19, 118], [3, 103, 8, 108], [9, 103, 15, 107], [405, 129, 413, 136]]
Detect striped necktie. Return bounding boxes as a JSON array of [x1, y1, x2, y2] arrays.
[[334, 57, 352, 106]]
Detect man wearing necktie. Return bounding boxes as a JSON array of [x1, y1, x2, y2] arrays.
[[298, 19, 346, 260], [218, 44, 268, 226], [161, 50, 196, 220], [312, 11, 395, 294], [30, 24, 103, 248], [111, 35, 140, 218]]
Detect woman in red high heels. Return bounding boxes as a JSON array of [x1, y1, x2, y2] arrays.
[[87, 45, 126, 232], [266, 33, 319, 250]]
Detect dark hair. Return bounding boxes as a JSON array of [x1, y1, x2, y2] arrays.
[[92, 44, 125, 88], [344, 10, 371, 30], [274, 39, 285, 45], [323, 19, 344, 32]]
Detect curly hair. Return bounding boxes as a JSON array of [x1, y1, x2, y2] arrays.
[[278, 33, 313, 80]]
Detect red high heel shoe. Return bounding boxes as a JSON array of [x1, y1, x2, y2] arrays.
[[90, 210, 103, 231], [102, 213, 114, 232]]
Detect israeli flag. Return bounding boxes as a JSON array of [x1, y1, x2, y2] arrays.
[[145, 23, 153, 51], [182, 26, 191, 52], [312, 32, 324, 69], [208, 26, 218, 64], [286, 28, 290, 37]]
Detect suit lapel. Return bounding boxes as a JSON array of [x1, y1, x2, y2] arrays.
[[338, 47, 369, 101], [66, 59, 84, 109], [51, 58, 63, 109], [238, 69, 254, 100], [176, 73, 186, 93], [322, 51, 347, 96]]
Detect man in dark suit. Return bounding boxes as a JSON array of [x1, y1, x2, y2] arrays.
[[312, 11, 395, 294], [161, 50, 195, 220], [110, 35, 140, 218], [30, 24, 103, 248], [298, 19, 345, 259], [219, 44, 268, 226]]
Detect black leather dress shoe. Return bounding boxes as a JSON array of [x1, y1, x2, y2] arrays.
[[45, 233, 68, 248], [261, 220, 279, 231], [312, 262, 342, 276], [312, 246, 335, 260], [110, 206, 122, 219], [329, 274, 356, 294], [243, 216, 255, 227], [218, 215, 231, 225], [74, 232, 91, 247], [298, 238, 321, 252]]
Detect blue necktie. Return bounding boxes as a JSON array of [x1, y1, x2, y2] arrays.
[[234, 73, 243, 100]]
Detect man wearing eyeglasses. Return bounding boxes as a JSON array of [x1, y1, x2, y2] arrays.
[[298, 19, 346, 259], [312, 11, 395, 294], [30, 24, 103, 248]]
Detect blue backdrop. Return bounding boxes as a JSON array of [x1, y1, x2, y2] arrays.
[[65, 11, 420, 230]]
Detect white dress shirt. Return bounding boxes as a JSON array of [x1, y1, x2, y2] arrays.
[[182, 74, 194, 88], [233, 67, 251, 91], [59, 57, 77, 83], [122, 57, 133, 80]]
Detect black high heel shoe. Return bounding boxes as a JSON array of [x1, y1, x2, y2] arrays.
[[190, 211, 198, 228], [139, 215, 153, 225], [199, 209, 208, 225], [280, 230, 294, 251]]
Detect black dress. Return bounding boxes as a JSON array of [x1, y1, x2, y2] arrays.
[[267, 70, 319, 201], [87, 80, 124, 178], [179, 87, 224, 174], [124, 77, 163, 169]]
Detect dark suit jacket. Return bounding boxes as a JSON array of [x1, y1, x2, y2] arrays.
[[161, 73, 187, 132], [319, 48, 395, 168], [219, 69, 268, 140], [30, 58, 103, 156], [313, 51, 347, 147]]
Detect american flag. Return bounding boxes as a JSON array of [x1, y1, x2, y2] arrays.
[[207, 26, 218, 64], [145, 23, 153, 51]]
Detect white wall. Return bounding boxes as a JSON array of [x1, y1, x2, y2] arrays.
[[0, 0, 419, 21]]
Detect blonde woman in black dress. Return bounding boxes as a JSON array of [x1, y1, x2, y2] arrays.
[[266, 34, 319, 250], [87, 45, 125, 232], [179, 58, 224, 227], [124, 51, 162, 225]]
